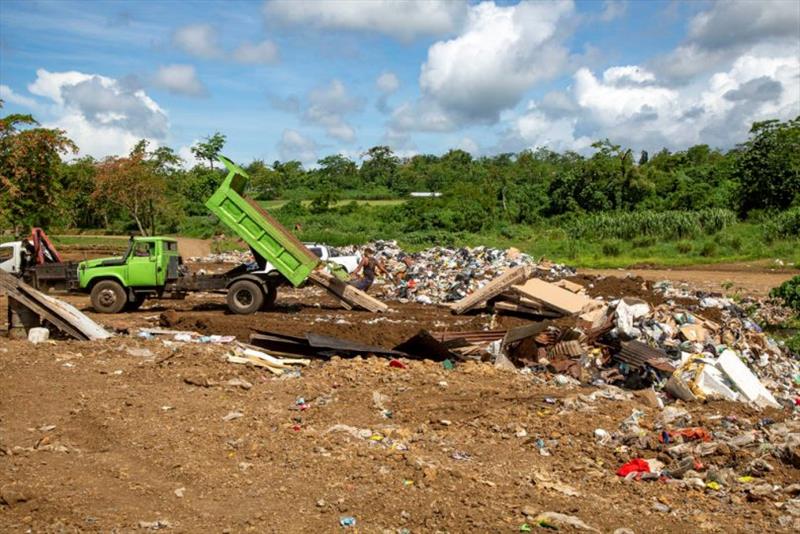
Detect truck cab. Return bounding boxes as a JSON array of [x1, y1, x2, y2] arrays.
[[79, 237, 181, 313], [0, 241, 23, 275]]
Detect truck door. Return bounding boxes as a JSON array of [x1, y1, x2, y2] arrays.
[[0, 242, 20, 274], [127, 241, 157, 286]]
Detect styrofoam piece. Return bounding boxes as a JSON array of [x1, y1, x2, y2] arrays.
[[696, 363, 739, 402], [28, 327, 50, 344], [716, 349, 780, 409]]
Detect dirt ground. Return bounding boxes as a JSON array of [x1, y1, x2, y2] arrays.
[[1, 262, 799, 532], [584, 261, 799, 297]]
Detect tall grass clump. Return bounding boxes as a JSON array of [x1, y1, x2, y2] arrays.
[[566, 209, 736, 240]]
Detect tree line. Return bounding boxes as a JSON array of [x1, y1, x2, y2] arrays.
[[1, 103, 798, 238]]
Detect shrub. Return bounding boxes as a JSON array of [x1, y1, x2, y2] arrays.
[[632, 236, 655, 248], [602, 240, 622, 257], [765, 208, 800, 240], [676, 241, 693, 254], [770, 275, 800, 312], [699, 241, 718, 257]]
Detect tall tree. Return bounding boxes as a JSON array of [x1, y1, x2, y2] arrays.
[[93, 141, 166, 235], [191, 132, 226, 169], [735, 117, 800, 214], [0, 110, 77, 232]]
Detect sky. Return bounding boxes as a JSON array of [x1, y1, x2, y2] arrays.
[[0, 0, 798, 167]]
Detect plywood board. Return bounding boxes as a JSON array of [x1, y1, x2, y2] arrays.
[[511, 278, 592, 315], [308, 270, 388, 313]]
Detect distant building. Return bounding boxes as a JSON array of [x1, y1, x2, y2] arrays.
[[409, 192, 442, 198]]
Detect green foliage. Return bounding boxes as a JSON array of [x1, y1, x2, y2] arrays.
[[566, 209, 736, 240], [191, 132, 226, 169], [765, 208, 800, 240], [602, 240, 622, 257], [785, 333, 800, 356], [770, 275, 800, 312], [736, 117, 800, 214]]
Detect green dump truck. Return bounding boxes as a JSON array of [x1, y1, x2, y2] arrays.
[[77, 156, 321, 314]]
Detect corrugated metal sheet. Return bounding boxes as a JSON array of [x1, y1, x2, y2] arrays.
[[616, 340, 676, 373]]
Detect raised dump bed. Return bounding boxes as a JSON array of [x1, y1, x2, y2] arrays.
[[205, 156, 320, 287]]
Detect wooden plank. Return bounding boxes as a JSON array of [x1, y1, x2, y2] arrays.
[[451, 265, 531, 315], [0, 274, 86, 339], [0, 271, 110, 340], [307, 270, 388, 313], [511, 278, 592, 315], [493, 301, 561, 318]]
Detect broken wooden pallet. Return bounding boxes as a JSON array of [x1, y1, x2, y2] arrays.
[[0, 270, 110, 340], [450, 265, 531, 315], [307, 270, 388, 313]]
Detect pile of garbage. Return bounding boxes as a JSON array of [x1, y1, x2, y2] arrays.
[[339, 240, 575, 304], [489, 278, 800, 411], [187, 250, 254, 264]]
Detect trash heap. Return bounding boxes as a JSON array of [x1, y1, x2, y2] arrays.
[[339, 240, 575, 304], [187, 250, 254, 264], [472, 281, 800, 409]]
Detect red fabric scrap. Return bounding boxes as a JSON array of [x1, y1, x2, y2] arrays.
[[616, 458, 651, 478], [659, 427, 712, 443]]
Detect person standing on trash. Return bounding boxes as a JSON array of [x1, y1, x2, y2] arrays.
[[350, 248, 390, 292]]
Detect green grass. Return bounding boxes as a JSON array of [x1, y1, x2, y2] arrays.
[[8, 212, 798, 270]]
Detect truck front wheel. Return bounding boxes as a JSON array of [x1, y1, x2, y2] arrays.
[[227, 280, 264, 315], [91, 280, 127, 313]]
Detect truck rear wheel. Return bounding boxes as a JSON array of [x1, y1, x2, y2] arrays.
[[91, 280, 127, 313], [227, 280, 264, 315]]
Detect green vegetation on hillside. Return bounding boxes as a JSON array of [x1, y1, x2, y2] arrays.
[[1, 106, 798, 268]]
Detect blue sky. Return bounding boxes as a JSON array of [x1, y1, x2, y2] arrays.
[[1, 0, 798, 166]]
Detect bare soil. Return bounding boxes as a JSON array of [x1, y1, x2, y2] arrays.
[[583, 263, 799, 297], [1, 261, 798, 532]]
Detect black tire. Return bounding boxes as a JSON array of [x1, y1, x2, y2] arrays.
[[90, 280, 127, 313], [125, 295, 146, 311], [227, 280, 264, 315], [261, 283, 277, 310]]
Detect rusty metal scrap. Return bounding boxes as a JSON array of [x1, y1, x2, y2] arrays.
[[615, 340, 676, 373]]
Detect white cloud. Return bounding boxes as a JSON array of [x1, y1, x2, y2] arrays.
[[22, 69, 169, 158], [173, 23, 222, 59], [456, 136, 479, 155], [263, 0, 466, 41], [0, 84, 40, 109], [304, 79, 363, 142], [376, 71, 400, 113], [505, 52, 800, 154], [392, 0, 574, 135], [655, 0, 800, 82], [599, 0, 626, 22], [233, 40, 280, 64], [278, 128, 317, 165], [177, 143, 203, 168], [376, 71, 400, 94], [152, 64, 206, 97]]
